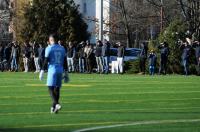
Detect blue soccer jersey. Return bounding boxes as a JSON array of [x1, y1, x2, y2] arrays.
[[45, 44, 66, 87]]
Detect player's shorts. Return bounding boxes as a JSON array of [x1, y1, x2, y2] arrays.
[[47, 72, 63, 88]]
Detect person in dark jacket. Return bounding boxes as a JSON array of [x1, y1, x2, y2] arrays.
[[0, 43, 5, 71], [139, 42, 148, 74], [0, 43, 4, 62], [180, 42, 191, 76], [102, 39, 110, 74], [95, 40, 103, 73], [38, 43, 45, 71], [84, 41, 93, 73], [78, 41, 86, 73], [22, 42, 32, 72], [117, 42, 125, 74], [67, 42, 76, 73], [192, 41, 200, 75], [32, 42, 40, 73], [148, 50, 157, 76], [158, 42, 170, 75], [10, 42, 20, 72], [4, 43, 12, 71]]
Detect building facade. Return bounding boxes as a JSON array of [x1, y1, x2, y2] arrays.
[[74, 0, 111, 43], [0, 0, 12, 43]]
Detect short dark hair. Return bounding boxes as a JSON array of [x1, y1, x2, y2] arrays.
[[49, 33, 59, 43]]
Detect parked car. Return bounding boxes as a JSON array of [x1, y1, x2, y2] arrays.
[[110, 48, 141, 63]]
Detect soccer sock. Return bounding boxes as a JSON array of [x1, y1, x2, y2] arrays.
[[48, 87, 57, 108], [54, 87, 60, 104]]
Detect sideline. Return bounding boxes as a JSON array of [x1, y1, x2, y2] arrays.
[[73, 119, 200, 132]]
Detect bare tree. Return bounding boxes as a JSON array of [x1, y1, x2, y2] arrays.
[[0, 0, 11, 42], [177, 0, 200, 40], [109, 0, 160, 47]]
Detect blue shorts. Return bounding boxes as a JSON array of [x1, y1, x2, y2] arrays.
[[47, 72, 63, 88]]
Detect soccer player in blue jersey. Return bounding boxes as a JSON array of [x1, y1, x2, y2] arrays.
[[39, 34, 69, 114]]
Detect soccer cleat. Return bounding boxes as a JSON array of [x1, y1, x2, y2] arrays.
[[50, 107, 54, 114], [56, 104, 62, 110]]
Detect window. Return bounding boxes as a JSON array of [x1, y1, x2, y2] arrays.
[[83, 2, 87, 14]]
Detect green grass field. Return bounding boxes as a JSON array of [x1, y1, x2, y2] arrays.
[[0, 73, 200, 132]]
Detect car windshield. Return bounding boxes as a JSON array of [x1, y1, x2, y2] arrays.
[[110, 48, 141, 57], [110, 49, 118, 56], [125, 50, 140, 57]]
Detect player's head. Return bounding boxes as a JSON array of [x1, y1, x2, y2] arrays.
[[49, 33, 59, 45]]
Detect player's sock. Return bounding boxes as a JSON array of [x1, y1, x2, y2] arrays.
[[48, 87, 57, 110], [55, 87, 60, 104]]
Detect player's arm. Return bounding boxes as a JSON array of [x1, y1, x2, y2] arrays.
[[39, 47, 50, 81], [41, 57, 49, 71], [63, 53, 69, 83]]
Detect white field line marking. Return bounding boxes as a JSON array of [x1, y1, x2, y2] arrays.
[[1, 107, 200, 116], [73, 119, 200, 132]]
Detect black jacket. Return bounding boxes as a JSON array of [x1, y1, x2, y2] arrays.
[[158, 45, 170, 57], [4, 46, 12, 61], [23, 45, 32, 58], [148, 53, 157, 66], [180, 45, 191, 60], [33, 46, 39, 57], [140, 46, 148, 59], [38, 47, 45, 59], [77, 45, 85, 58], [95, 46, 102, 57], [102, 43, 110, 57], [117, 46, 125, 57], [67, 47, 76, 58], [192, 44, 200, 59], [0, 46, 4, 61]]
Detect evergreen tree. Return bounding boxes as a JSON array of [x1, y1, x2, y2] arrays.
[[21, 0, 90, 43]]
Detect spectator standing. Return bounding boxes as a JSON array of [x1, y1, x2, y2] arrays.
[[148, 50, 157, 76], [22, 42, 32, 72], [180, 42, 192, 76], [117, 42, 125, 74], [0, 43, 5, 71], [10, 42, 20, 72], [0, 43, 4, 62], [84, 41, 93, 73], [102, 39, 111, 74], [33, 42, 40, 73], [139, 42, 148, 74], [192, 41, 200, 75], [95, 40, 103, 74], [4, 43, 12, 71], [158, 42, 170, 75], [78, 41, 86, 73], [67, 42, 76, 73], [38, 43, 45, 71]]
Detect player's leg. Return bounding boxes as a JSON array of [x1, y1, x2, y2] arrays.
[[54, 87, 61, 111], [48, 86, 57, 113], [54, 73, 63, 112], [47, 72, 58, 113], [54, 88, 60, 104]]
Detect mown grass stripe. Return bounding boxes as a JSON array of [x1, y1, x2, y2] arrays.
[[1, 91, 200, 99], [1, 98, 200, 106], [1, 107, 200, 116]]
